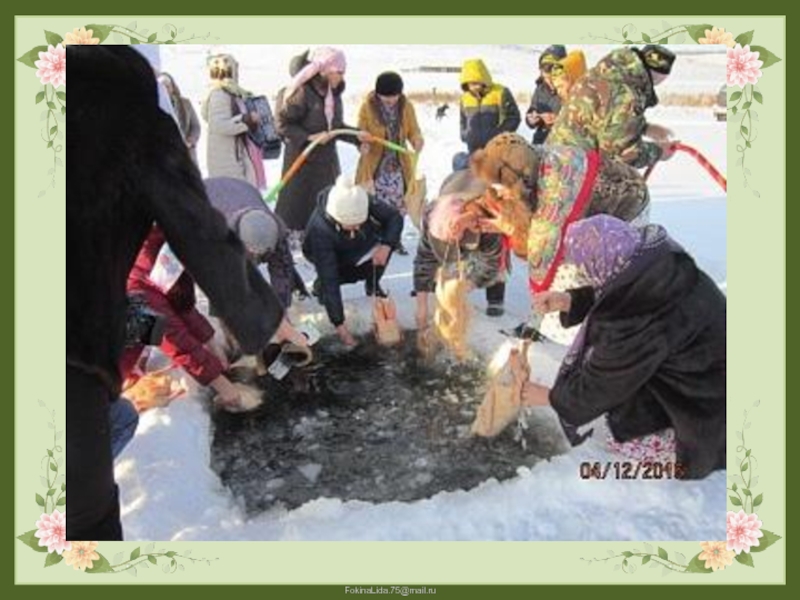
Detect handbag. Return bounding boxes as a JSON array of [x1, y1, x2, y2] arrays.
[[242, 95, 283, 159]]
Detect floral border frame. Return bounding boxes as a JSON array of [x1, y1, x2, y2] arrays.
[[14, 18, 784, 578]]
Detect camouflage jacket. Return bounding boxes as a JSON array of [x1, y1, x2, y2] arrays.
[[548, 47, 663, 169]]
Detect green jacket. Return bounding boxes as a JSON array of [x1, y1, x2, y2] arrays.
[[548, 48, 662, 169]]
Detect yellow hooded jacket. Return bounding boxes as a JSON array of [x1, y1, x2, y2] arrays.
[[459, 59, 521, 153]]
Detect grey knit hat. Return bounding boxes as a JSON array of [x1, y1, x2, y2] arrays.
[[237, 209, 279, 256]]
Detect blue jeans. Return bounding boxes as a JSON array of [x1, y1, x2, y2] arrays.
[[109, 398, 139, 459]]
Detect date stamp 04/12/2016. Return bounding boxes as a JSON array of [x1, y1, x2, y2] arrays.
[[579, 461, 687, 480]]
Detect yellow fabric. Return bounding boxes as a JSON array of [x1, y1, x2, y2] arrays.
[[355, 93, 423, 189], [553, 50, 588, 84], [460, 59, 493, 87], [460, 84, 505, 110]]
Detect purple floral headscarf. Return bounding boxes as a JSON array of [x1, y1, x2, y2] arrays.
[[563, 215, 642, 290]]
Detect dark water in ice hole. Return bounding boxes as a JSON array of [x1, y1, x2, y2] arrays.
[[210, 334, 566, 514]]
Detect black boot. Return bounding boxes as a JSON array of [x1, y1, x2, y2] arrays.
[[311, 278, 325, 304], [485, 282, 506, 317], [365, 280, 388, 298]]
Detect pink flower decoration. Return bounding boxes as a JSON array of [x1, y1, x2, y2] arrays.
[[727, 44, 763, 87], [34, 509, 71, 555], [34, 44, 66, 88], [727, 510, 763, 554]]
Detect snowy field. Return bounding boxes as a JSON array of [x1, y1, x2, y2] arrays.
[[116, 45, 727, 541]]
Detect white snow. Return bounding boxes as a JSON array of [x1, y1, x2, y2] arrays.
[[116, 45, 727, 541]]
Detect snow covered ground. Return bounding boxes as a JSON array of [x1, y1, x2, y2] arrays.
[[116, 45, 727, 541]]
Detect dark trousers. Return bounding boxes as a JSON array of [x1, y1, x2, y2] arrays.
[[67, 367, 123, 540], [485, 281, 506, 305], [339, 260, 387, 290]]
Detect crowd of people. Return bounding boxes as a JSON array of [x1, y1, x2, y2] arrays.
[[66, 43, 726, 541]]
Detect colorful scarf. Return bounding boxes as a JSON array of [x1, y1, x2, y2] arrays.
[[563, 214, 641, 290]]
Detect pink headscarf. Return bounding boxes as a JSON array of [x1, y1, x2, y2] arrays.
[[284, 47, 346, 130], [428, 195, 466, 243]]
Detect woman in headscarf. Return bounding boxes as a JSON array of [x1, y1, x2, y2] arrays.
[[275, 47, 367, 241], [159, 72, 202, 165], [516, 215, 726, 480], [470, 132, 649, 296], [201, 53, 266, 190]]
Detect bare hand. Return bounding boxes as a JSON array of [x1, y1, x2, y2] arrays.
[[372, 244, 392, 267], [477, 217, 507, 236], [647, 123, 673, 141], [533, 291, 571, 314], [541, 113, 557, 126], [521, 381, 551, 407], [210, 375, 241, 409], [659, 140, 679, 161], [273, 317, 310, 347], [526, 112, 540, 127], [412, 138, 424, 153], [336, 324, 357, 347], [359, 143, 371, 156], [357, 131, 373, 143], [308, 131, 332, 145]]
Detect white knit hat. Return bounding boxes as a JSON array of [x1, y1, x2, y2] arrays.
[[237, 210, 279, 256], [325, 175, 369, 227]]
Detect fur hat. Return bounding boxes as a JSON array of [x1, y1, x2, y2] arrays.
[[237, 209, 280, 257], [326, 175, 369, 227], [638, 44, 676, 75], [469, 133, 539, 190], [375, 71, 404, 96]]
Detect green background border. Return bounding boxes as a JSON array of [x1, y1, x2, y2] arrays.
[[5, 1, 792, 596]]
